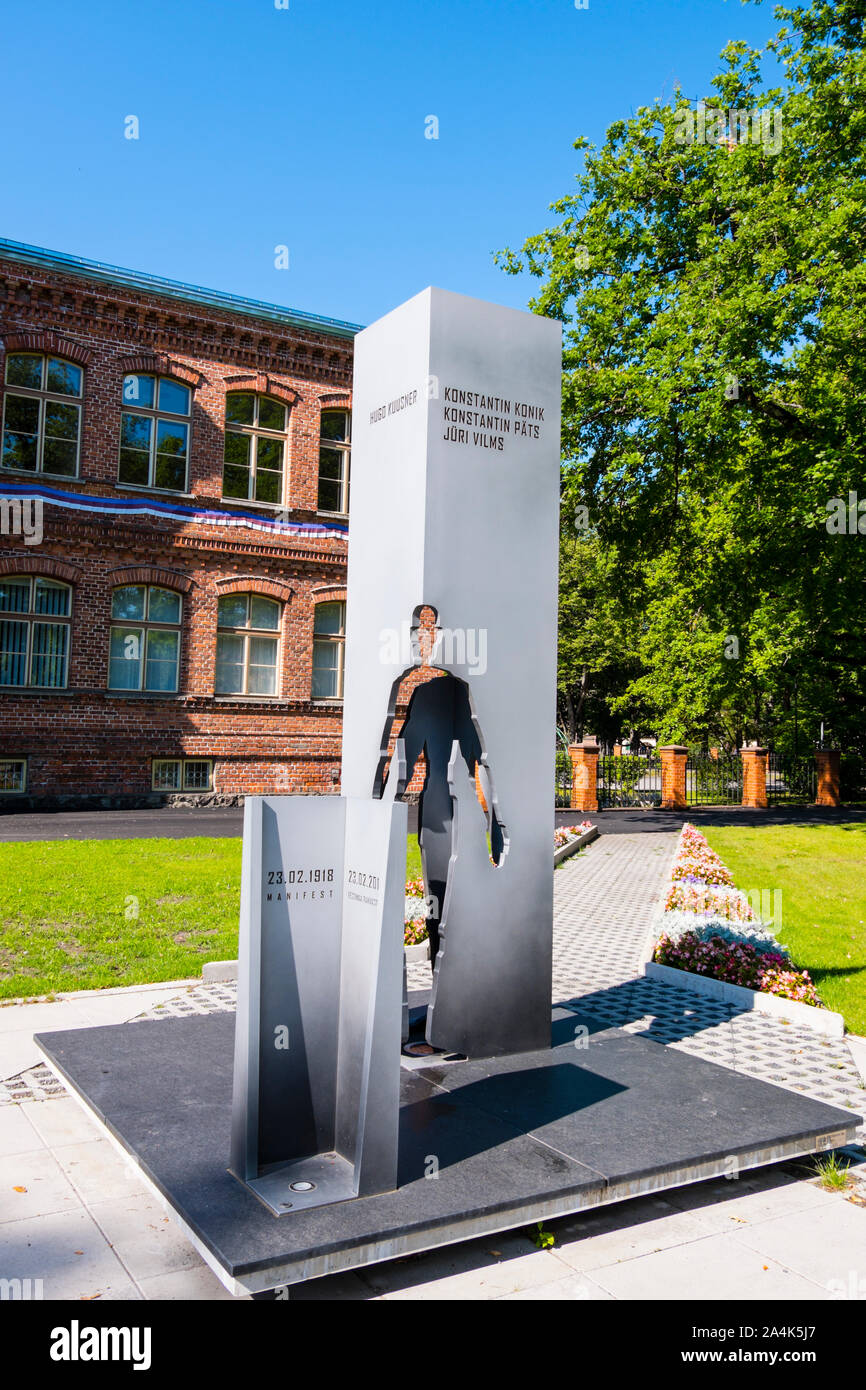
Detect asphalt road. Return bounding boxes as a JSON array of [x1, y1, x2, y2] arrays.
[[0, 806, 246, 842], [0, 801, 861, 842], [0, 802, 423, 841]]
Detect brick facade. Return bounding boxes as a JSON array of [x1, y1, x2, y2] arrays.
[[815, 749, 841, 807], [568, 739, 599, 814], [740, 746, 769, 810], [659, 745, 687, 810], [0, 242, 432, 809]]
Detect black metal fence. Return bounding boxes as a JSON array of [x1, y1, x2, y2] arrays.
[[840, 754, 866, 803], [597, 754, 662, 808], [554, 743, 860, 809], [555, 749, 573, 807], [766, 753, 817, 804], [685, 755, 743, 806]]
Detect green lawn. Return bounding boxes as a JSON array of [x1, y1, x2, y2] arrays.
[[0, 833, 426, 1000], [701, 824, 866, 1035], [406, 836, 422, 880], [0, 838, 243, 999]]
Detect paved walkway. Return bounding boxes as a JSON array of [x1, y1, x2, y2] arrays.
[[1, 827, 865, 1299], [410, 829, 866, 1123], [554, 833, 866, 1123]]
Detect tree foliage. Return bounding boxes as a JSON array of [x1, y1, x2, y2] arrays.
[[499, 0, 866, 752]]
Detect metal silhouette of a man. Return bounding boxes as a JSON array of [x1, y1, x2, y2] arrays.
[[378, 666, 505, 966]]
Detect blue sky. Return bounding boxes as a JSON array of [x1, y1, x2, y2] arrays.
[[0, 0, 778, 327]]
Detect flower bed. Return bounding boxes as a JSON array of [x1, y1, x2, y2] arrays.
[[664, 879, 756, 922], [554, 821, 595, 849], [654, 932, 820, 1005], [653, 823, 820, 1007], [405, 879, 432, 946]]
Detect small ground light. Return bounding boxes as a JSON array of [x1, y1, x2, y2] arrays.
[[289, 1181, 316, 1192]]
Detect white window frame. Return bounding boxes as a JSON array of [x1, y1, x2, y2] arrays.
[[118, 374, 192, 494], [1, 353, 83, 479], [0, 758, 27, 794], [215, 594, 281, 698], [152, 758, 213, 792], [0, 576, 72, 689], [222, 392, 290, 507], [108, 585, 182, 694], [317, 409, 351, 517], [311, 600, 346, 701]]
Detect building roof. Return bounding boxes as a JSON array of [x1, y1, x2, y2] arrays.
[[0, 236, 363, 341]]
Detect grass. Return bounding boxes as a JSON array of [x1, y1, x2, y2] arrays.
[[406, 836, 422, 881], [812, 1152, 854, 1190], [701, 823, 866, 1035], [0, 838, 243, 999], [0, 833, 427, 1000]]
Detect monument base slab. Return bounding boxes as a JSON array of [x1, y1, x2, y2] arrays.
[[35, 1009, 859, 1296], [240, 1152, 358, 1217]]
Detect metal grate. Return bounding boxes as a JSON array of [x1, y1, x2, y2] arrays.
[[766, 753, 817, 804], [597, 754, 662, 808], [686, 755, 743, 806], [840, 754, 866, 804], [555, 748, 573, 807]]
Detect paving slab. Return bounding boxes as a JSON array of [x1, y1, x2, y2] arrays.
[[135, 1266, 250, 1300], [0, 1149, 81, 1224], [20, 1096, 106, 1149], [33, 1006, 857, 1295], [734, 1198, 866, 1292], [0, 1206, 134, 1299], [0, 984, 200, 1082], [587, 1229, 832, 1301], [0, 1105, 44, 1157], [548, 1197, 723, 1272], [496, 1270, 613, 1301], [660, 1164, 838, 1232], [51, 1138, 149, 1206], [418, 1010, 861, 1190], [89, 1191, 220, 1282]]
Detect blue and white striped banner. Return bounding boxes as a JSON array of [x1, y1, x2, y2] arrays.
[[0, 482, 348, 539]]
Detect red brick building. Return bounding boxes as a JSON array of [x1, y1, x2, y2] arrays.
[[0, 237, 364, 809]]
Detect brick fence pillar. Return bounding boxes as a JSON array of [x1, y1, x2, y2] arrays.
[[569, 740, 599, 813], [660, 745, 688, 810], [613, 743, 622, 757], [740, 746, 768, 809], [815, 749, 841, 807]]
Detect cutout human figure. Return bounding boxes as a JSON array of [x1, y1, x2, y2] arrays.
[[382, 672, 506, 965]]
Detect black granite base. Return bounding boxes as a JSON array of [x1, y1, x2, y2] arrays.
[[35, 1008, 859, 1295]]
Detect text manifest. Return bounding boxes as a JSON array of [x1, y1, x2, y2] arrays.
[[264, 865, 336, 903]]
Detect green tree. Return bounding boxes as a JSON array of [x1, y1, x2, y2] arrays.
[[501, 0, 866, 753]]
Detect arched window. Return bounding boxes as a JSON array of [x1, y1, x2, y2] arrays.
[[222, 393, 288, 505], [108, 584, 182, 692], [312, 600, 345, 699], [2, 353, 82, 477], [317, 410, 350, 515], [215, 593, 280, 696], [0, 576, 71, 687], [119, 374, 191, 492]]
